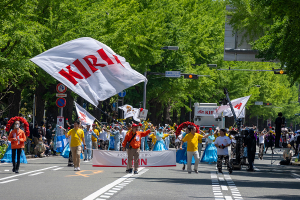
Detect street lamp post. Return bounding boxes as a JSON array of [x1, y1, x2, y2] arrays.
[[142, 46, 179, 109]]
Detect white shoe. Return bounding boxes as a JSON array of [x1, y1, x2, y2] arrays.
[[74, 167, 78, 171], [77, 167, 80, 171]]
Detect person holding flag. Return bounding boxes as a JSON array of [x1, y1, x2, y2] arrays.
[[83, 123, 98, 161], [65, 120, 86, 171], [111, 125, 121, 151], [122, 123, 154, 174]]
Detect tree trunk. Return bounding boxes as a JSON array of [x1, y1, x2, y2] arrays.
[[93, 101, 102, 122], [35, 82, 46, 126], [163, 103, 172, 125], [45, 84, 58, 126], [180, 102, 186, 123], [149, 100, 162, 126], [8, 86, 22, 118], [172, 109, 178, 124], [63, 89, 74, 127]]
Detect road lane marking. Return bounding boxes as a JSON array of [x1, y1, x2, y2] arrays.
[[83, 167, 145, 200], [29, 172, 44, 176], [223, 173, 243, 200], [107, 190, 118, 193], [104, 193, 114, 195], [99, 195, 110, 198], [4, 170, 9, 171], [52, 167, 64, 171], [66, 170, 103, 178], [0, 166, 57, 181], [0, 179, 18, 184]]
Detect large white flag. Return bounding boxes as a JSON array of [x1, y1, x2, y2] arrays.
[[30, 37, 147, 106], [74, 102, 96, 126], [213, 95, 251, 118], [118, 104, 140, 122]]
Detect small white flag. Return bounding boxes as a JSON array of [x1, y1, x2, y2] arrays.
[[74, 102, 96, 126], [213, 95, 251, 118], [118, 104, 140, 122]]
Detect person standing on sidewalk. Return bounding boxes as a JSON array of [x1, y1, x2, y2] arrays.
[[214, 129, 232, 174], [122, 123, 154, 174], [65, 120, 86, 171], [180, 126, 208, 174], [8, 120, 26, 173]]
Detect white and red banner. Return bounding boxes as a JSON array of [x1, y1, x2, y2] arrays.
[[92, 150, 176, 167], [30, 37, 147, 106], [195, 107, 216, 116], [213, 95, 251, 119], [118, 104, 140, 122], [74, 102, 95, 126]]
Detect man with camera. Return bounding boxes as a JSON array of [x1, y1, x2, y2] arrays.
[[122, 123, 154, 174]]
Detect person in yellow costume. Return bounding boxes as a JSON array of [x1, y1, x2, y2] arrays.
[[92, 124, 99, 150], [148, 132, 157, 150]]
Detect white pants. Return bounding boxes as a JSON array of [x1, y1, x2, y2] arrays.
[[187, 151, 200, 172], [198, 143, 202, 163]]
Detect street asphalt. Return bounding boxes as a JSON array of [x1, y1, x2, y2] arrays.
[[0, 147, 299, 200]]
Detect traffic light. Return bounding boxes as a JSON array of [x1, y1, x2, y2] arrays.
[[274, 69, 286, 74], [183, 74, 198, 79], [264, 103, 272, 106], [219, 98, 228, 105]]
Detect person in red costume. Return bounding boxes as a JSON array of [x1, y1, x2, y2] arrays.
[[122, 123, 154, 174], [8, 120, 26, 173]]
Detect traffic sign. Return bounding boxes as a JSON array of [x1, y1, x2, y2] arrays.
[[56, 93, 67, 97], [56, 83, 67, 93], [118, 90, 126, 97], [56, 98, 66, 108], [165, 71, 181, 78], [255, 101, 263, 105]]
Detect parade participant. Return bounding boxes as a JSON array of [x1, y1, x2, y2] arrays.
[[148, 131, 157, 151], [244, 129, 256, 172], [92, 124, 99, 150], [176, 128, 192, 170], [34, 137, 46, 158], [46, 124, 52, 148], [214, 129, 232, 174], [265, 131, 275, 153], [163, 129, 171, 150], [7, 120, 27, 173], [83, 124, 98, 161], [275, 112, 285, 148], [180, 126, 208, 174], [98, 126, 106, 150], [65, 120, 86, 171], [153, 127, 168, 151], [122, 123, 154, 174], [258, 129, 266, 160], [201, 129, 217, 164], [111, 125, 121, 151], [280, 144, 293, 165]]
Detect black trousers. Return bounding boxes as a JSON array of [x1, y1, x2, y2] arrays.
[[12, 148, 22, 170], [248, 151, 255, 169]]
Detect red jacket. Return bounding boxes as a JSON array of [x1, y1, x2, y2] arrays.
[[8, 129, 26, 149], [122, 130, 151, 149]]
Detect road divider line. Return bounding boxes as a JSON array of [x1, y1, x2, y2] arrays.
[[52, 167, 64, 171], [0, 179, 18, 184], [83, 167, 145, 200], [0, 166, 58, 181], [29, 172, 44, 176]]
